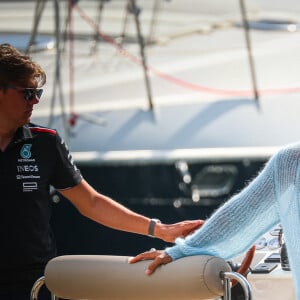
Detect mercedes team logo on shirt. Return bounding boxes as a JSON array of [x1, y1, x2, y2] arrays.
[[20, 144, 32, 159]]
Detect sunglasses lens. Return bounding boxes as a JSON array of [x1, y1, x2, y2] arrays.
[[36, 89, 43, 99], [24, 88, 43, 101], [24, 90, 33, 101]]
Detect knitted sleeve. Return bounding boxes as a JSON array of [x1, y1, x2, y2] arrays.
[[165, 143, 300, 299], [166, 148, 283, 261]]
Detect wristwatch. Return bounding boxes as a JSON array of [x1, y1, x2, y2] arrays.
[[148, 218, 161, 237]]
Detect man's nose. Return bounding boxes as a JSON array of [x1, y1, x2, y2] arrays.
[[30, 95, 40, 104]]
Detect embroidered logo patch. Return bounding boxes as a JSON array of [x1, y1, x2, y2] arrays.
[[20, 144, 32, 159]]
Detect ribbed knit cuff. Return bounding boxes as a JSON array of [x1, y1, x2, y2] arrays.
[[165, 238, 186, 260]]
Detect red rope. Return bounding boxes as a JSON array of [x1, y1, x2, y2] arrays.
[[72, 3, 300, 99]]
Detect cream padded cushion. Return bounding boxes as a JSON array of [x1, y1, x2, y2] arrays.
[[45, 255, 231, 300]]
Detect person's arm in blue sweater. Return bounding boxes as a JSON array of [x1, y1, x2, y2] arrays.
[[131, 144, 300, 282], [130, 148, 280, 262], [166, 150, 280, 261], [130, 143, 300, 299]]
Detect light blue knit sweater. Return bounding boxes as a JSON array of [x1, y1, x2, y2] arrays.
[[166, 142, 300, 299]]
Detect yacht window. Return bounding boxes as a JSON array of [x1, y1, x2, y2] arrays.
[[191, 164, 238, 200]]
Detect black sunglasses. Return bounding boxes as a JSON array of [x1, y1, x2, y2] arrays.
[[3, 86, 43, 101]]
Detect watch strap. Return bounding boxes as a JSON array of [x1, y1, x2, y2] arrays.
[[148, 218, 161, 237]]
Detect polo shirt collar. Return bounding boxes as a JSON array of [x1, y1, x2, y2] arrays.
[[21, 124, 33, 140], [14, 124, 33, 143]]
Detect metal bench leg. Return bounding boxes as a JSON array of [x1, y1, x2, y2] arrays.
[[221, 271, 252, 300], [30, 276, 58, 300]]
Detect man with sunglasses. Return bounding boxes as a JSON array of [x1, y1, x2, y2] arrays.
[[0, 43, 203, 300]]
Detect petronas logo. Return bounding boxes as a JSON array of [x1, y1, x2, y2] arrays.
[[20, 144, 32, 159]]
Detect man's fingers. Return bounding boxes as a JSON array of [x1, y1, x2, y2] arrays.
[[182, 220, 204, 236]]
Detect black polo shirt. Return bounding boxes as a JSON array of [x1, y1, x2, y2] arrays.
[[0, 123, 82, 295]]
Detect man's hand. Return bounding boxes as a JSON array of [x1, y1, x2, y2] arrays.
[[129, 249, 172, 275], [156, 219, 204, 242]]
